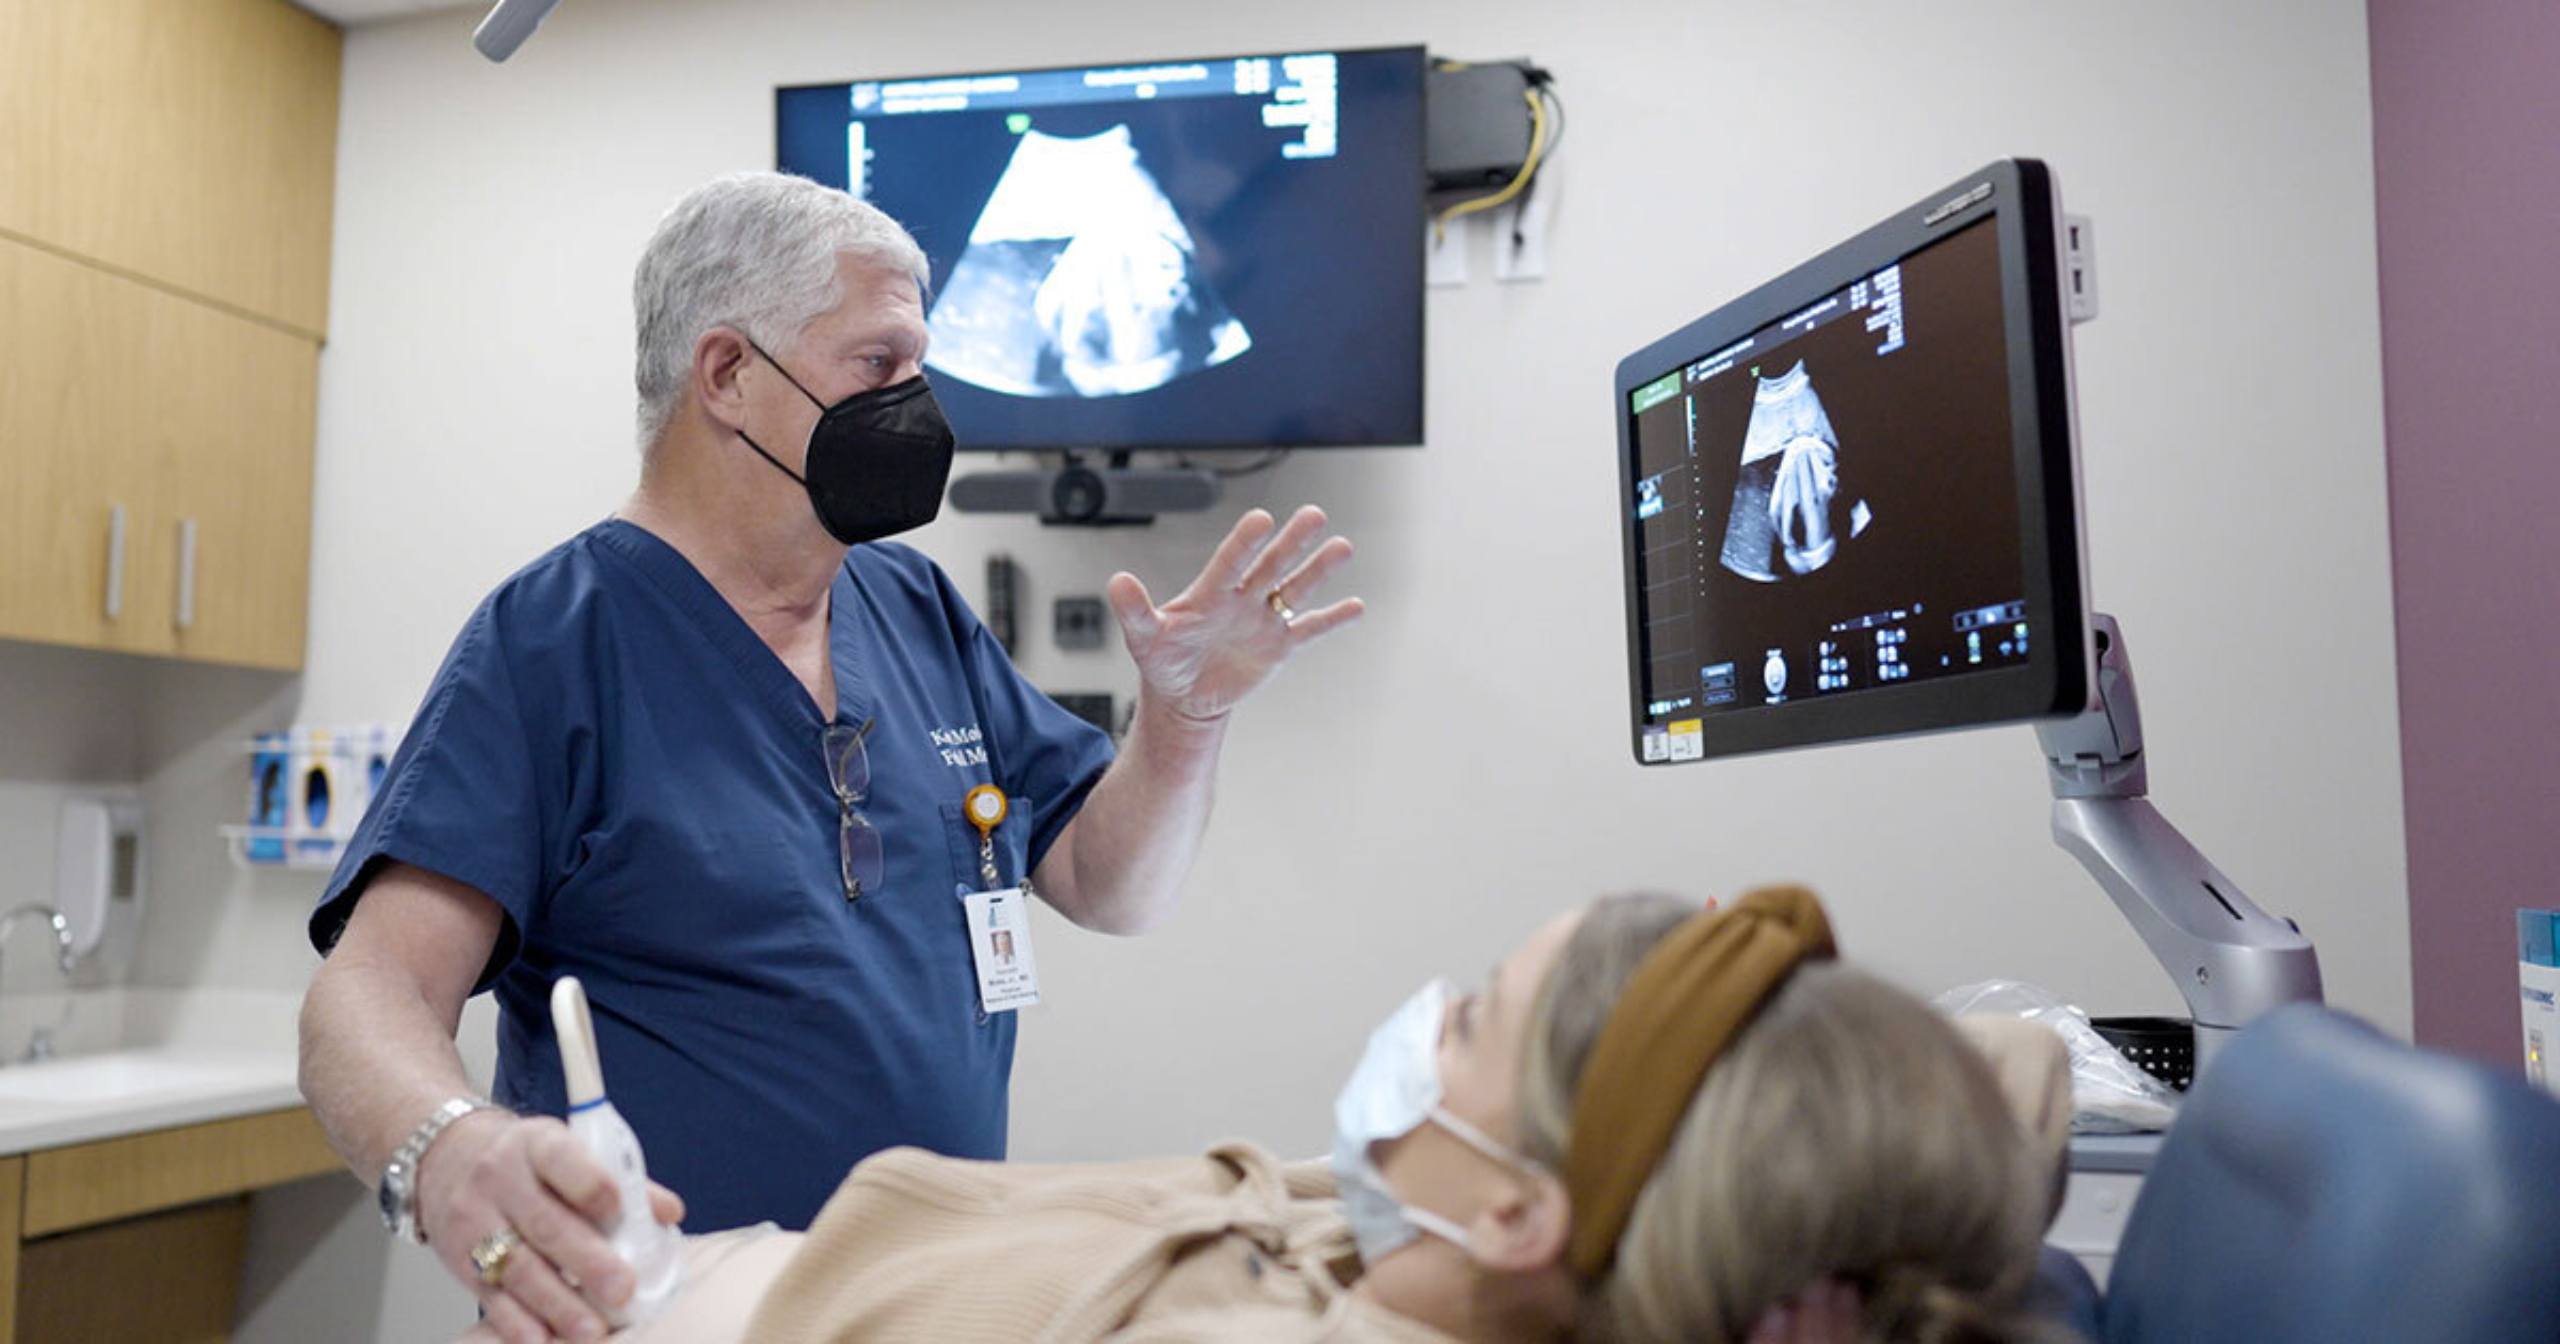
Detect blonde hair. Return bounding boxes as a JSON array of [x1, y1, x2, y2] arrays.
[[1518, 895, 2063, 1344]]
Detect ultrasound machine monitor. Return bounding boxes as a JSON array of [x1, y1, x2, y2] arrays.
[[1617, 158, 2093, 765]]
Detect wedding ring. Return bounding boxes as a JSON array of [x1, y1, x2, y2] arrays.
[[1266, 588, 1296, 623], [471, 1226, 523, 1289]]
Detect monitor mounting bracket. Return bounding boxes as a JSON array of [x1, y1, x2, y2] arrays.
[[2037, 613, 2324, 1071]]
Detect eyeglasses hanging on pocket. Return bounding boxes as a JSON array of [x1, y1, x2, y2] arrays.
[[822, 718, 883, 900]]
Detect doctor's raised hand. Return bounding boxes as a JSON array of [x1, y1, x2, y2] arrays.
[[1107, 505, 1364, 722], [1025, 505, 1361, 938]]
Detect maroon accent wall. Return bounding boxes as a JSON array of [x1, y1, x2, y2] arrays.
[[2369, 2, 2560, 1065]]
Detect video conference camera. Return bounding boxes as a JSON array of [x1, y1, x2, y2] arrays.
[[946, 464, 1221, 528]]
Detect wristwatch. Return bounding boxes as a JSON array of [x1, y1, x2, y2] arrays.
[[378, 1095, 497, 1244]]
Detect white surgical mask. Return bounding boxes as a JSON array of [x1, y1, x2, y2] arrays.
[[1330, 978, 1544, 1265]]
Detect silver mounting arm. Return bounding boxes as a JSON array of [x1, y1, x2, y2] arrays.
[[2037, 614, 2323, 1069]]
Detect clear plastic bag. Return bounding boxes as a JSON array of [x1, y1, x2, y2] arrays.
[[1935, 980, 2179, 1133]]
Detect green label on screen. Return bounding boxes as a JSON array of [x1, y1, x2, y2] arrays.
[[1630, 373, 1681, 415]]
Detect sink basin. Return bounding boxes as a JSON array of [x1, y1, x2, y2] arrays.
[[0, 1053, 246, 1105]]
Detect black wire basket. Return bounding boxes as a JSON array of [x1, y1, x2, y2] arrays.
[[2092, 1015, 2197, 1092]]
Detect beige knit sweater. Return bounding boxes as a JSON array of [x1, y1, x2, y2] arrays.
[[743, 1141, 1462, 1343], [713, 1018, 2069, 1342]]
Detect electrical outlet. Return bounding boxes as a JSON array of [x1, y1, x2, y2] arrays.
[[1054, 596, 1109, 651]]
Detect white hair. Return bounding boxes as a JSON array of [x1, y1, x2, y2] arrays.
[[631, 171, 930, 450]]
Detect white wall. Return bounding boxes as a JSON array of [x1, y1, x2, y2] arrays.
[[204, 0, 2409, 1334], [300, 0, 2408, 1143], [0, 645, 145, 934], [0, 644, 149, 1032]]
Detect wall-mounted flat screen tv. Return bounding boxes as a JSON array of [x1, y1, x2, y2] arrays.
[[778, 45, 1426, 453]]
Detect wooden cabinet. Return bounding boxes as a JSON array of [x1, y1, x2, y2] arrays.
[[0, 0, 338, 672], [0, 240, 171, 659], [0, 240, 317, 669], [150, 263, 321, 670], [0, 1106, 344, 1343], [0, 0, 342, 337], [17, 1199, 251, 1344]]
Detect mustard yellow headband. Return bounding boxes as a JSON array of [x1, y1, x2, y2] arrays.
[[1561, 884, 1838, 1280]]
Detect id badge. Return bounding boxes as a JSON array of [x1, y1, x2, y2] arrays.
[[963, 885, 1041, 1013]]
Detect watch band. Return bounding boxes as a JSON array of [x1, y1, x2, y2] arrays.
[[378, 1094, 496, 1245]]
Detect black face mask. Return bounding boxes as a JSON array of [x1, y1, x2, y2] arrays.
[[735, 339, 957, 546]]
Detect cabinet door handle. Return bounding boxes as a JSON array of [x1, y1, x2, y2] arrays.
[[104, 504, 127, 621], [175, 518, 199, 631]]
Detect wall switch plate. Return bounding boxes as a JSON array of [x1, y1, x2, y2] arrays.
[[1427, 215, 1470, 287], [1054, 596, 1109, 651]]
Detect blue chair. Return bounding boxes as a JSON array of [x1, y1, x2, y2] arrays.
[[2098, 1003, 2560, 1343], [2030, 1243, 2105, 1341]]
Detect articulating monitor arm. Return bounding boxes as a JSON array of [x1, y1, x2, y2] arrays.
[[2036, 615, 2324, 1067]]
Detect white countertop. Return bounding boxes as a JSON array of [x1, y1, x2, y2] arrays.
[[0, 1046, 305, 1154], [0, 987, 311, 1155]]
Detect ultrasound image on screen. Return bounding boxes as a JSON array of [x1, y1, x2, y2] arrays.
[[928, 125, 1251, 398], [1719, 361, 1873, 582], [777, 49, 1424, 452], [1626, 218, 2023, 752]]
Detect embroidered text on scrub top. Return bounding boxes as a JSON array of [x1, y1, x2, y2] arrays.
[[930, 723, 988, 768]]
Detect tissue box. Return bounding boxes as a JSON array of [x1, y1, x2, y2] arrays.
[[2523, 909, 2559, 1096]]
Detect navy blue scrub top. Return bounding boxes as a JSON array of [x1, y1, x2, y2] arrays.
[[309, 519, 1114, 1232]]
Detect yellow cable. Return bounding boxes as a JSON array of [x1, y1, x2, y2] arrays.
[[1434, 87, 1551, 243]]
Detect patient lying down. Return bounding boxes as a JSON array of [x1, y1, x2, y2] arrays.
[[465, 887, 2073, 1344]]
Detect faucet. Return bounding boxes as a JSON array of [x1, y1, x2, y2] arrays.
[[0, 905, 79, 1064]]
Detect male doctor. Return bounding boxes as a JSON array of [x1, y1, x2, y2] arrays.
[[298, 171, 1360, 1343]]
